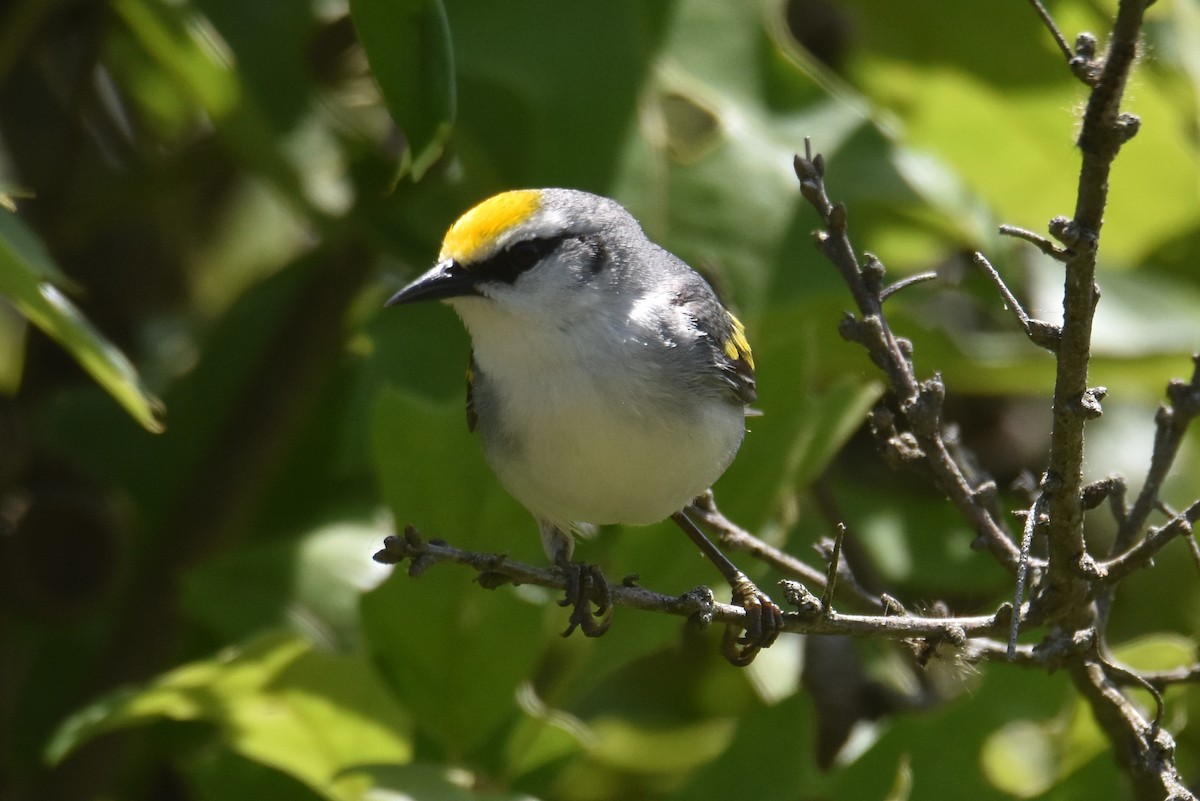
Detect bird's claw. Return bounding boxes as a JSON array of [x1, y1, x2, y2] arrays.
[[558, 562, 613, 637], [721, 573, 784, 666]]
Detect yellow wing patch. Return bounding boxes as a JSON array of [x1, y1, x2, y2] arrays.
[[722, 313, 754, 370], [440, 190, 542, 264]]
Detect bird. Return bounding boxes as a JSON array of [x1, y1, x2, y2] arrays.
[[386, 188, 781, 664]]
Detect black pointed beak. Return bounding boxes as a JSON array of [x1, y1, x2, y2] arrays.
[[385, 259, 480, 307]]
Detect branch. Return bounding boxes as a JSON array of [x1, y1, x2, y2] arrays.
[[1070, 654, 1193, 800], [1031, 2, 1196, 797], [879, 271, 938, 303], [687, 491, 885, 611], [372, 526, 1009, 642], [793, 0, 1196, 794], [1115, 355, 1200, 552], [793, 145, 1024, 574], [1036, 0, 1147, 628], [1099, 501, 1200, 587], [972, 251, 1061, 352], [1026, 0, 1074, 62], [998, 223, 1070, 262]]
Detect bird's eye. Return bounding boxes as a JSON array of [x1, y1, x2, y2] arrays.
[[506, 240, 544, 272]]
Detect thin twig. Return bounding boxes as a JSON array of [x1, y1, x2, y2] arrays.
[[1099, 501, 1200, 587], [1026, 0, 1073, 61], [1186, 534, 1200, 573], [1009, 492, 1048, 658], [973, 251, 1061, 352], [998, 223, 1070, 261], [879, 271, 938, 303], [821, 524, 845, 613], [1101, 657, 1166, 733], [809, 479, 895, 604], [1115, 355, 1200, 552], [688, 491, 883, 610]]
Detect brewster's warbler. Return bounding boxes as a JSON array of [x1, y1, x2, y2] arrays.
[[387, 189, 781, 664]]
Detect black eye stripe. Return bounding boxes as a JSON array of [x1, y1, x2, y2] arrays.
[[474, 235, 567, 283]]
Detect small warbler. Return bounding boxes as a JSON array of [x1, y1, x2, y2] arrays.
[[387, 188, 781, 664]]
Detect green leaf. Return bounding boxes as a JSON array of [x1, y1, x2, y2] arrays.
[[113, 0, 333, 219], [349, 763, 542, 801], [980, 720, 1058, 798], [369, 384, 526, 543], [188, 749, 329, 801], [816, 662, 1086, 801], [350, 0, 456, 181], [48, 633, 412, 801], [363, 388, 547, 756], [183, 520, 394, 652], [0, 211, 165, 432], [844, 0, 1200, 268], [0, 299, 25, 394], [1112, 633, 1198, 674], [661, 692, 816, 801], [588, 716, 738, 775], [444, 0, 665, 190], [112, 0, 240, 118], [980, 689, 1117, 798]]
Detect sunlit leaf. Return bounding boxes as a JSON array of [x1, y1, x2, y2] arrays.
[[48, 634, 412, 801], [1112, 633, 1198, 674], [183, 520, 393, 651], [588, 716, 737, 774], [0, 212, 165, 432], [352, 763, 539, 801], [980, 719, 1057, 798], [844, 0, 1200, 267], [112, 0, 240, 118]]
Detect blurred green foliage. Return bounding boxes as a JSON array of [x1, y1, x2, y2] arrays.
[[2, 0, 1200, 799]]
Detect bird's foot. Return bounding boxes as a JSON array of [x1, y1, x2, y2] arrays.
[[558, 562, 612, 637], [721, 572, 784, 666]]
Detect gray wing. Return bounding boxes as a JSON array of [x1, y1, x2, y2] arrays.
[[677, 282, 757, 407]]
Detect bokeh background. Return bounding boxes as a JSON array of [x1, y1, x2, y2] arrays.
[[3, 0, 1200, 799]]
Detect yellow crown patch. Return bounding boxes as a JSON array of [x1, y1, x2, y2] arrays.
[[440, 190, 542, 264]]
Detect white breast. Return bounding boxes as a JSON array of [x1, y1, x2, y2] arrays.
[[452, 295, 746, 529]]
